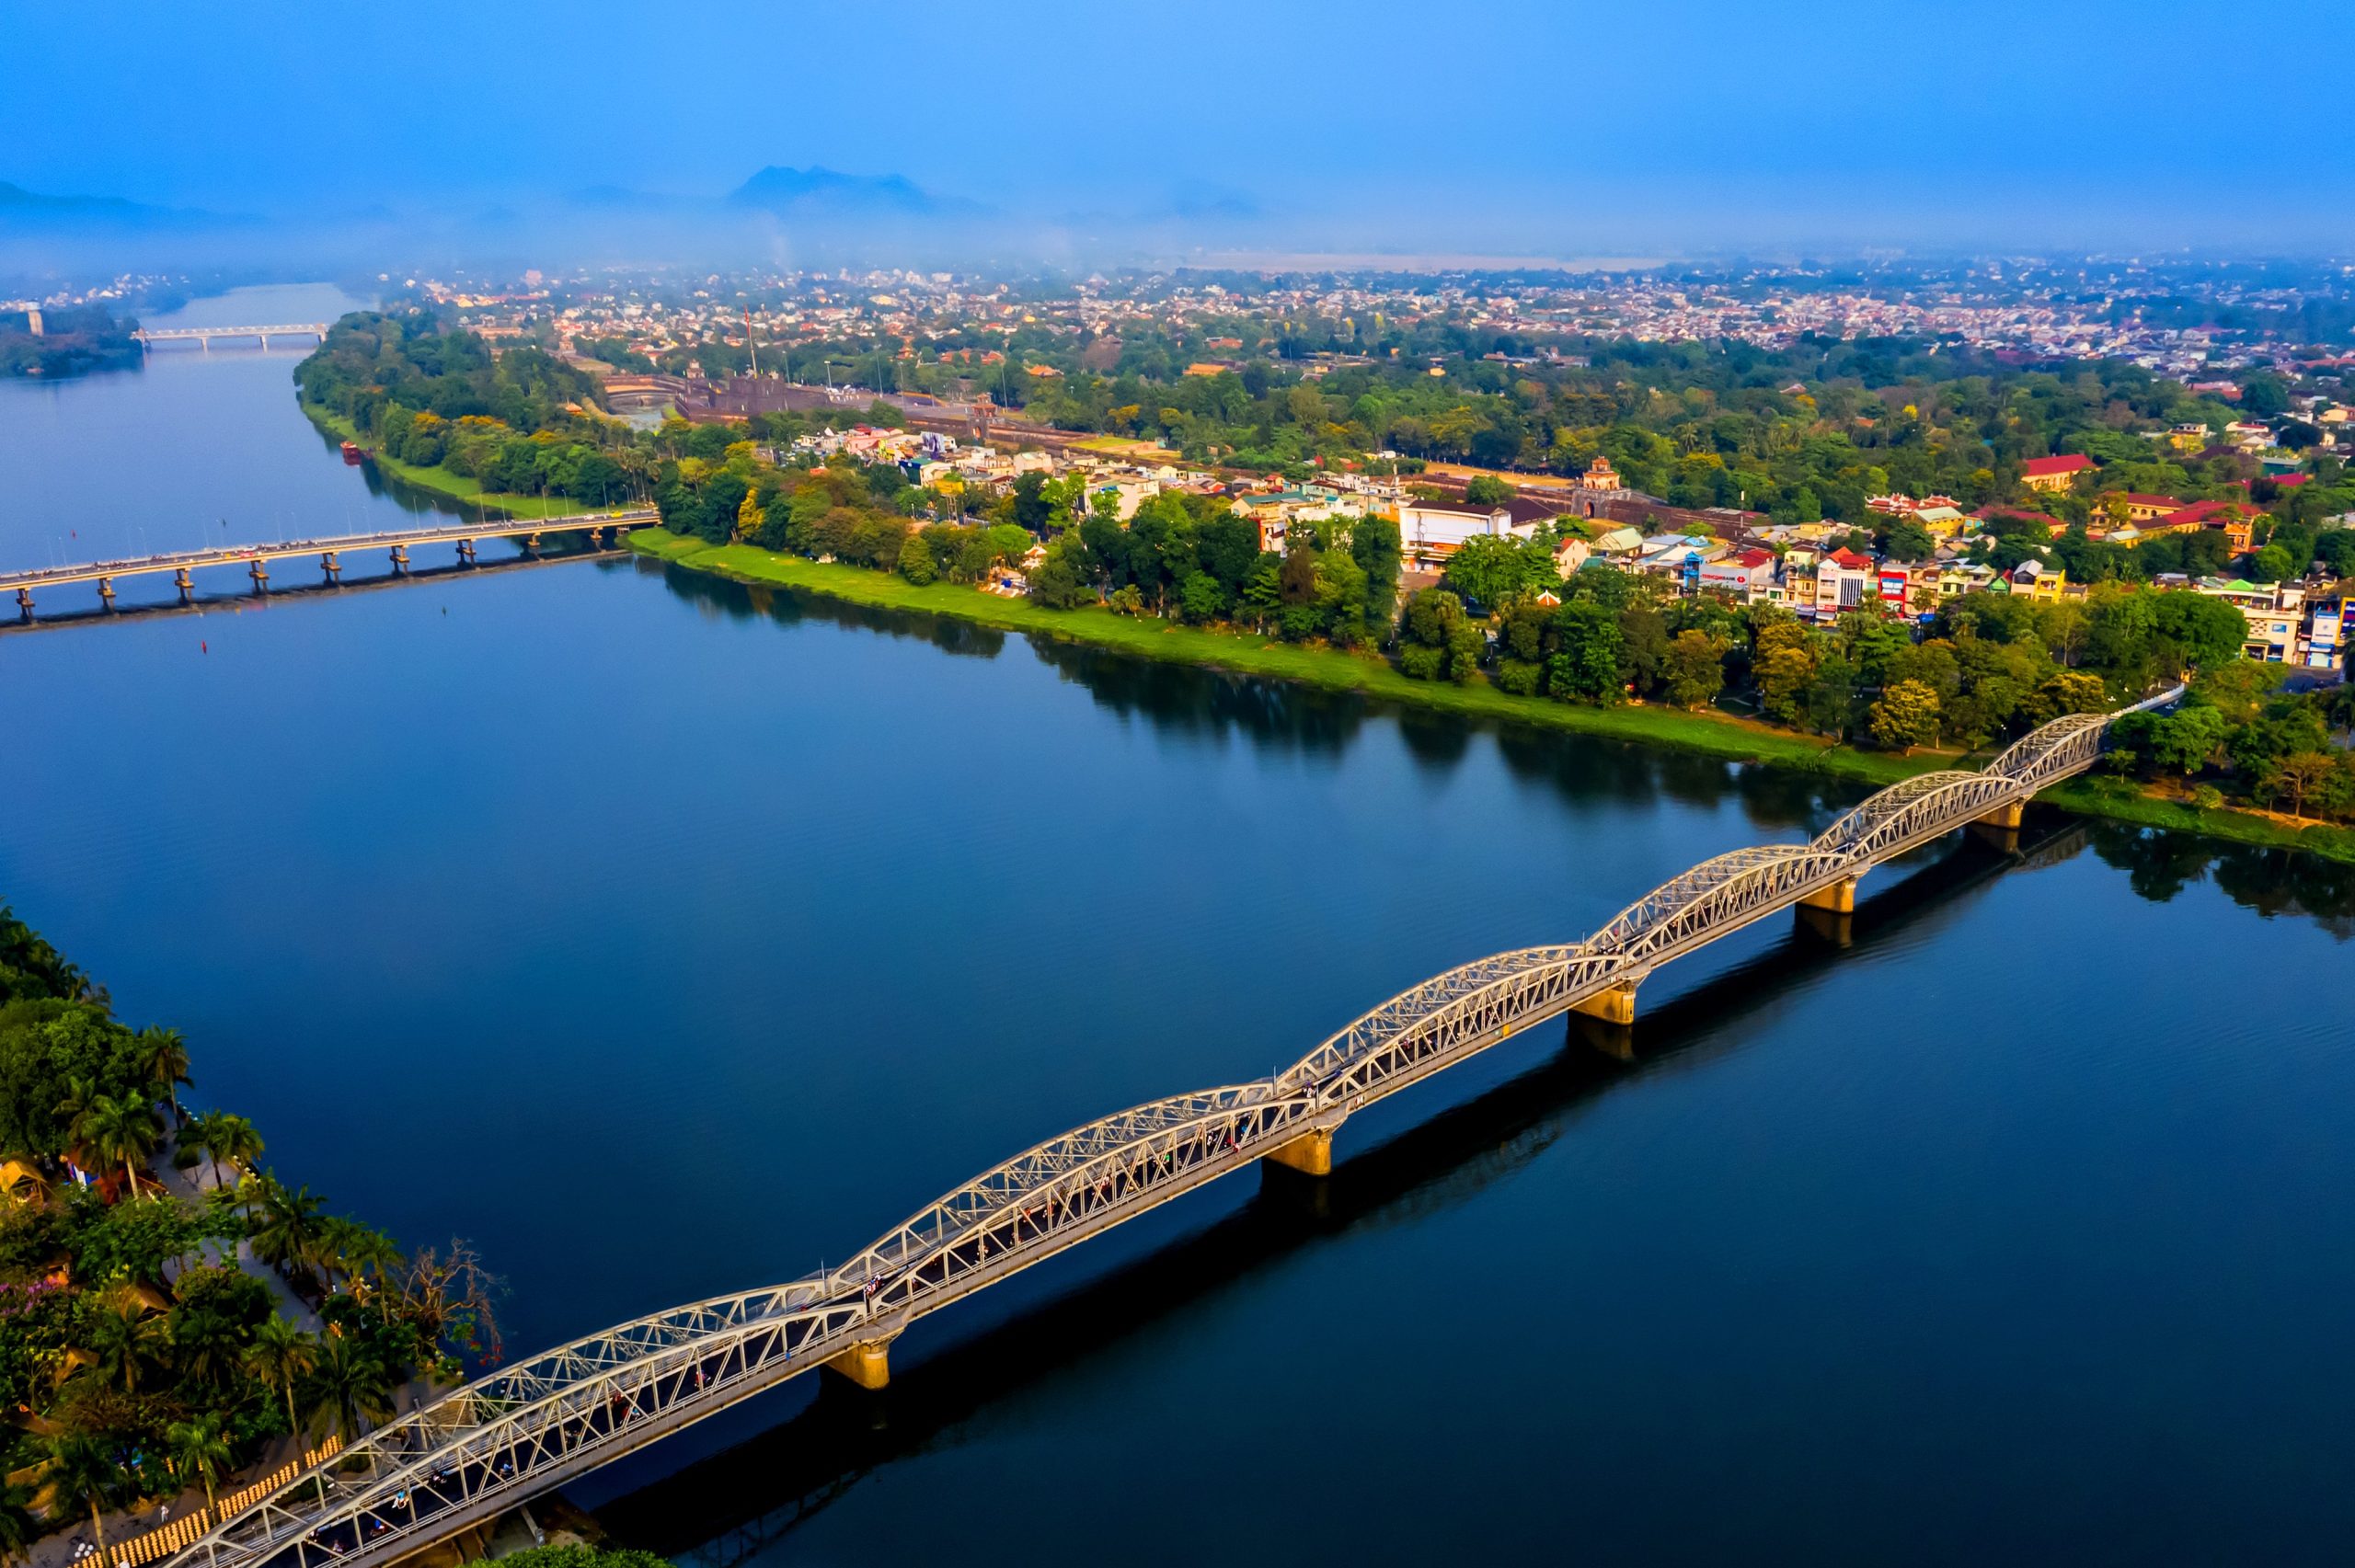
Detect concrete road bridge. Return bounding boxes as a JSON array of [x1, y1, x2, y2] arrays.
[[4, 509, 658, 622], [163, 689, 2180, 1568], [132, 324, 330, 351]]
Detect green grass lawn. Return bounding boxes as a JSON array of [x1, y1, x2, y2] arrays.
[[302, 406, 586, 521], [628, 528, 2355, 864]]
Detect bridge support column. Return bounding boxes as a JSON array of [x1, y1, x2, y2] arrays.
[[1570, 981, 1639, 1026], [1262, 1127, 1334, 1178], [457, 539, 477, 567], [96, 576, 115, 612], [320, 551, 340, 584], [1793, 904, 1854, 949], [247, 560, 269, 595], [14, 588, 30, 623], [389, 545, 409, 576], [823, 1339, 893, 1391], [1798, 876, 1857, 915], [1568, 1012, 1636, 1061], [523, 532, 542, 556], [1976, 801, 2024, 831], [175, 567, 194, 605]]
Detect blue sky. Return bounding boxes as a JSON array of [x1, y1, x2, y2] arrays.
[[6, 0, 2351, 254]]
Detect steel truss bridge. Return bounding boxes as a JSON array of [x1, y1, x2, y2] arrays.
[[132, 324, 330, 350], [5, 510, 657, 621], [165, 690, 2180, 1568]]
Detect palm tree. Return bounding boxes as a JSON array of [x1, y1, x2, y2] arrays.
[[52, 1074, 99, 1169], [165, 1413, 233, 1520], [247, 1175, 325, 1279], [243, 1317, 316, 1439], [299, 1335, 394, 1443], [195, 1114, 264, 1192], [72, 1091, 162, 1199], [134, 1027, 192, 1125], [0, 1477, 39, 1568], [338, 1226, 405, 1317], [313, 1216, 362, 1295], [83, 1296, 168, 1394], [42, 1434, 126, 1561]]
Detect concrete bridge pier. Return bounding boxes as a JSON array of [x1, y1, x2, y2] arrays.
[[1798, 876, 1858, 916], [389, 544, 409, 576], [14, 588, 30, 624], [587, 526, 604, 549], [174, 567, 194, 605], [96, 576, 115, 612], [456, 539, 477, 567], [1792, 904, 1855, 948], [523, 532, 542, 557], [247, 559, 270, 595], [1262, 1126, 1336, 1178], [320, 551, 341, 584], [1570, 979, 1640, 1026], [1568, 1011, 1637, 1061], [1970, 800, 2025, 852], [823, 1337, 895, 1391]]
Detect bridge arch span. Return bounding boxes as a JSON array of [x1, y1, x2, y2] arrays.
[[166, 688, 2181, 1568]]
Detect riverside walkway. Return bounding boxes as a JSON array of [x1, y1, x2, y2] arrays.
[[4, 509, 658, 621], [163, 690, 2180, 1568]]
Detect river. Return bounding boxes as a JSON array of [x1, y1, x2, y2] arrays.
[[4, 287, 2351, 1565]]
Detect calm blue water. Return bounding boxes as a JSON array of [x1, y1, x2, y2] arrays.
[[3, 289, 2350, 1565]]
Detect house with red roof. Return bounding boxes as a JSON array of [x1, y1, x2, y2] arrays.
[[2153, 500, 2263, 553], [2021, 454, 2097, 493]]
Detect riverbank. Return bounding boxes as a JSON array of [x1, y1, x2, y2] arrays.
[[628, 526, 2355, 864], [300, 406, 582, 521]]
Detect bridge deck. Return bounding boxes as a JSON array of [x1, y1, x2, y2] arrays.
[[1, 509, 656, 593], [132, 324, 330, 342], [161, 690, 2181, 1568]]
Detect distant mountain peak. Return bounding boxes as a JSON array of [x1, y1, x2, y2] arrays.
[[727, 165, 966, 217]]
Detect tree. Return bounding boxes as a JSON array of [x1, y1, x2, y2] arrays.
[[82, 1294, 168, 1393], [166, 1412, 233, 1518], [245, 1317, 317, 1438], [1754, 643, 1818, 724], [1463, 475, 1515, 506], [1546, 601, 1624, 703], [1661, 630, 1729, 709], [1396, 589, 1482, 682], [895, 532, 936, 586], [132, 1028, 190, 1124], [300, 1333, 395, 1442], [186, 1112, 263, 1192], [1177, 571, 1226, 624], [74, 1091, 162, 1199], [2264, 751, 2338, 819], [1868, 680, 1943, 750], [338, 1225, 405, 1317], [42, 1434, 126, 1558], [498, 1548, 676, 1568], [247, 1175, 326, 1281]]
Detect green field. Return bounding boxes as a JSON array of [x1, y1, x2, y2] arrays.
[[302, 406, 586, 521], [628, 528, 2355, 864]]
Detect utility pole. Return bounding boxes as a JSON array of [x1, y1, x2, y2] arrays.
[[743, 306, 759, 380]]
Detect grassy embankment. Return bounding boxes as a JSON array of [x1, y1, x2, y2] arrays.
[[301, 406, 585, 521], [628, 527, 2355, 864]]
